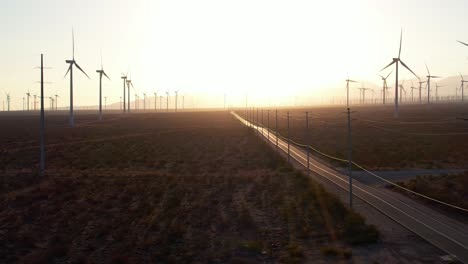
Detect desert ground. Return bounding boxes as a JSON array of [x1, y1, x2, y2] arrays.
[[0, 111, 383, 263]]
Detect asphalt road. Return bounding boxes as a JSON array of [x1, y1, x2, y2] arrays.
[[232, 111, 468, 263]]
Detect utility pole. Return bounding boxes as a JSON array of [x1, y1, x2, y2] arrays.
[[346, 108, 353, 208], [256, 108, 259, 135], [261, 109, 264, 136], [39, 54, 45, 176], [267, 110, 270, 144], [287, 111, 290, 163], [306, 111, 310, 177], [275, 109, 278, 152]]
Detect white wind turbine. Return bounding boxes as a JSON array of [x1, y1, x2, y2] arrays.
[[380, 29, 418, 117], [96, 55, 110, 120], [64, 30, 90, 127]]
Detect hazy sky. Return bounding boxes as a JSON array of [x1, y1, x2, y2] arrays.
[[1, 0, 468, 109]]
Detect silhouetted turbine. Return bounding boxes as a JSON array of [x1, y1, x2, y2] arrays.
[[64, 30, 90, 127], [425, 64, 442, 104], [380, 29, 418, 118]]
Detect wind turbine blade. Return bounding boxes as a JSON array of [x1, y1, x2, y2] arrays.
[[385, 70, 393, 79], [425, 63, 430, 75], [431, 76, 442, 79], [400, 60, 418, 78], [380, 60, 396, 72], [460, 72, 464, 81], [377, 74, 384, 79], [349, 80, 358, 83], [398, 29, 403, 59], [64, 64, 72, 78], [74, 62, 90, 79], [103, 71, 111, 80], [457, 40, 468, 47], [72, 29, 75, 60]]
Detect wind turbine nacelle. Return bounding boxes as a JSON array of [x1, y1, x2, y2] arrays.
[[65, 60, 75, 64]]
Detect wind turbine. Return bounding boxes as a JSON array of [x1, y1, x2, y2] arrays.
[[4, 92, 10, 111], [377, 71, 392, 104], [435, 82, 443, 102], [357, 84, 371, 104], [121, 73, 127, 113], [425, 64, 442, 104], [410, 82, 417, 103], [380, 29, 418, 118], [33, 95, 37, 110], [54, 94, 59, 110], [49, 97, 54, 110], [104, 96, 107, 110], [26, 89, 31, 111], [460, 73, 468, 102], [126, 78, 133, 112], [154, 92, 157, 110], [175, 90, 179, 112], [457, 40, 468, 47], [96, 55, 110, 120], [159, 95, 163, 110], [398, 80, 406, 103], [143, 93, 146, 111], [418, 80, 426, 104], [345, 76, 358, 107], [65, 30, 90, 127], [166, 91, 169, 112]]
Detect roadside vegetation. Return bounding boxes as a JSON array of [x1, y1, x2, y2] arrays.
[[0, 112, 378, 263], [391, 171, 468, 221]]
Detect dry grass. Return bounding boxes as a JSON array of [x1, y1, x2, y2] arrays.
[[0, 111, 377, 263]]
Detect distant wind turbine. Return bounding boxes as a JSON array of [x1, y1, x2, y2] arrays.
[[126, 78, 133, 113], [65, 29, 90, 127], [377, 71, 392, 104], [435, 82, 443, 102], [425, 64, 442, 104], [4, 92, 10, 111], [418, 80, 426, 104], [121, 73, 127, 113], [96, 55, 110, 120], [345, 76, 358, 107], [54, 94, 59, 110], [166, 91, 169, 112], [357, 84, 371, 104], [380, 29, 418, 118], [175, 90, 179, 112], [26, 89, 31, 111], [398, 80, 406, 103], [410, 82, 417, 103], [143, 93, 146, 110], [154, 92, 157, 110], [460, 73, 468, 102]]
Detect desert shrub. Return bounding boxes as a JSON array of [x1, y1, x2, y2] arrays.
[[343, 212, 379, 245]]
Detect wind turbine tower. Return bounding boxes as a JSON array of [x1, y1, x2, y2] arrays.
[[121, 74, 127, 113], [460, 73, 468, 102], [425, 64, 441, 104], [96, 58, 110, 120], [26, 90, 31, 111]]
